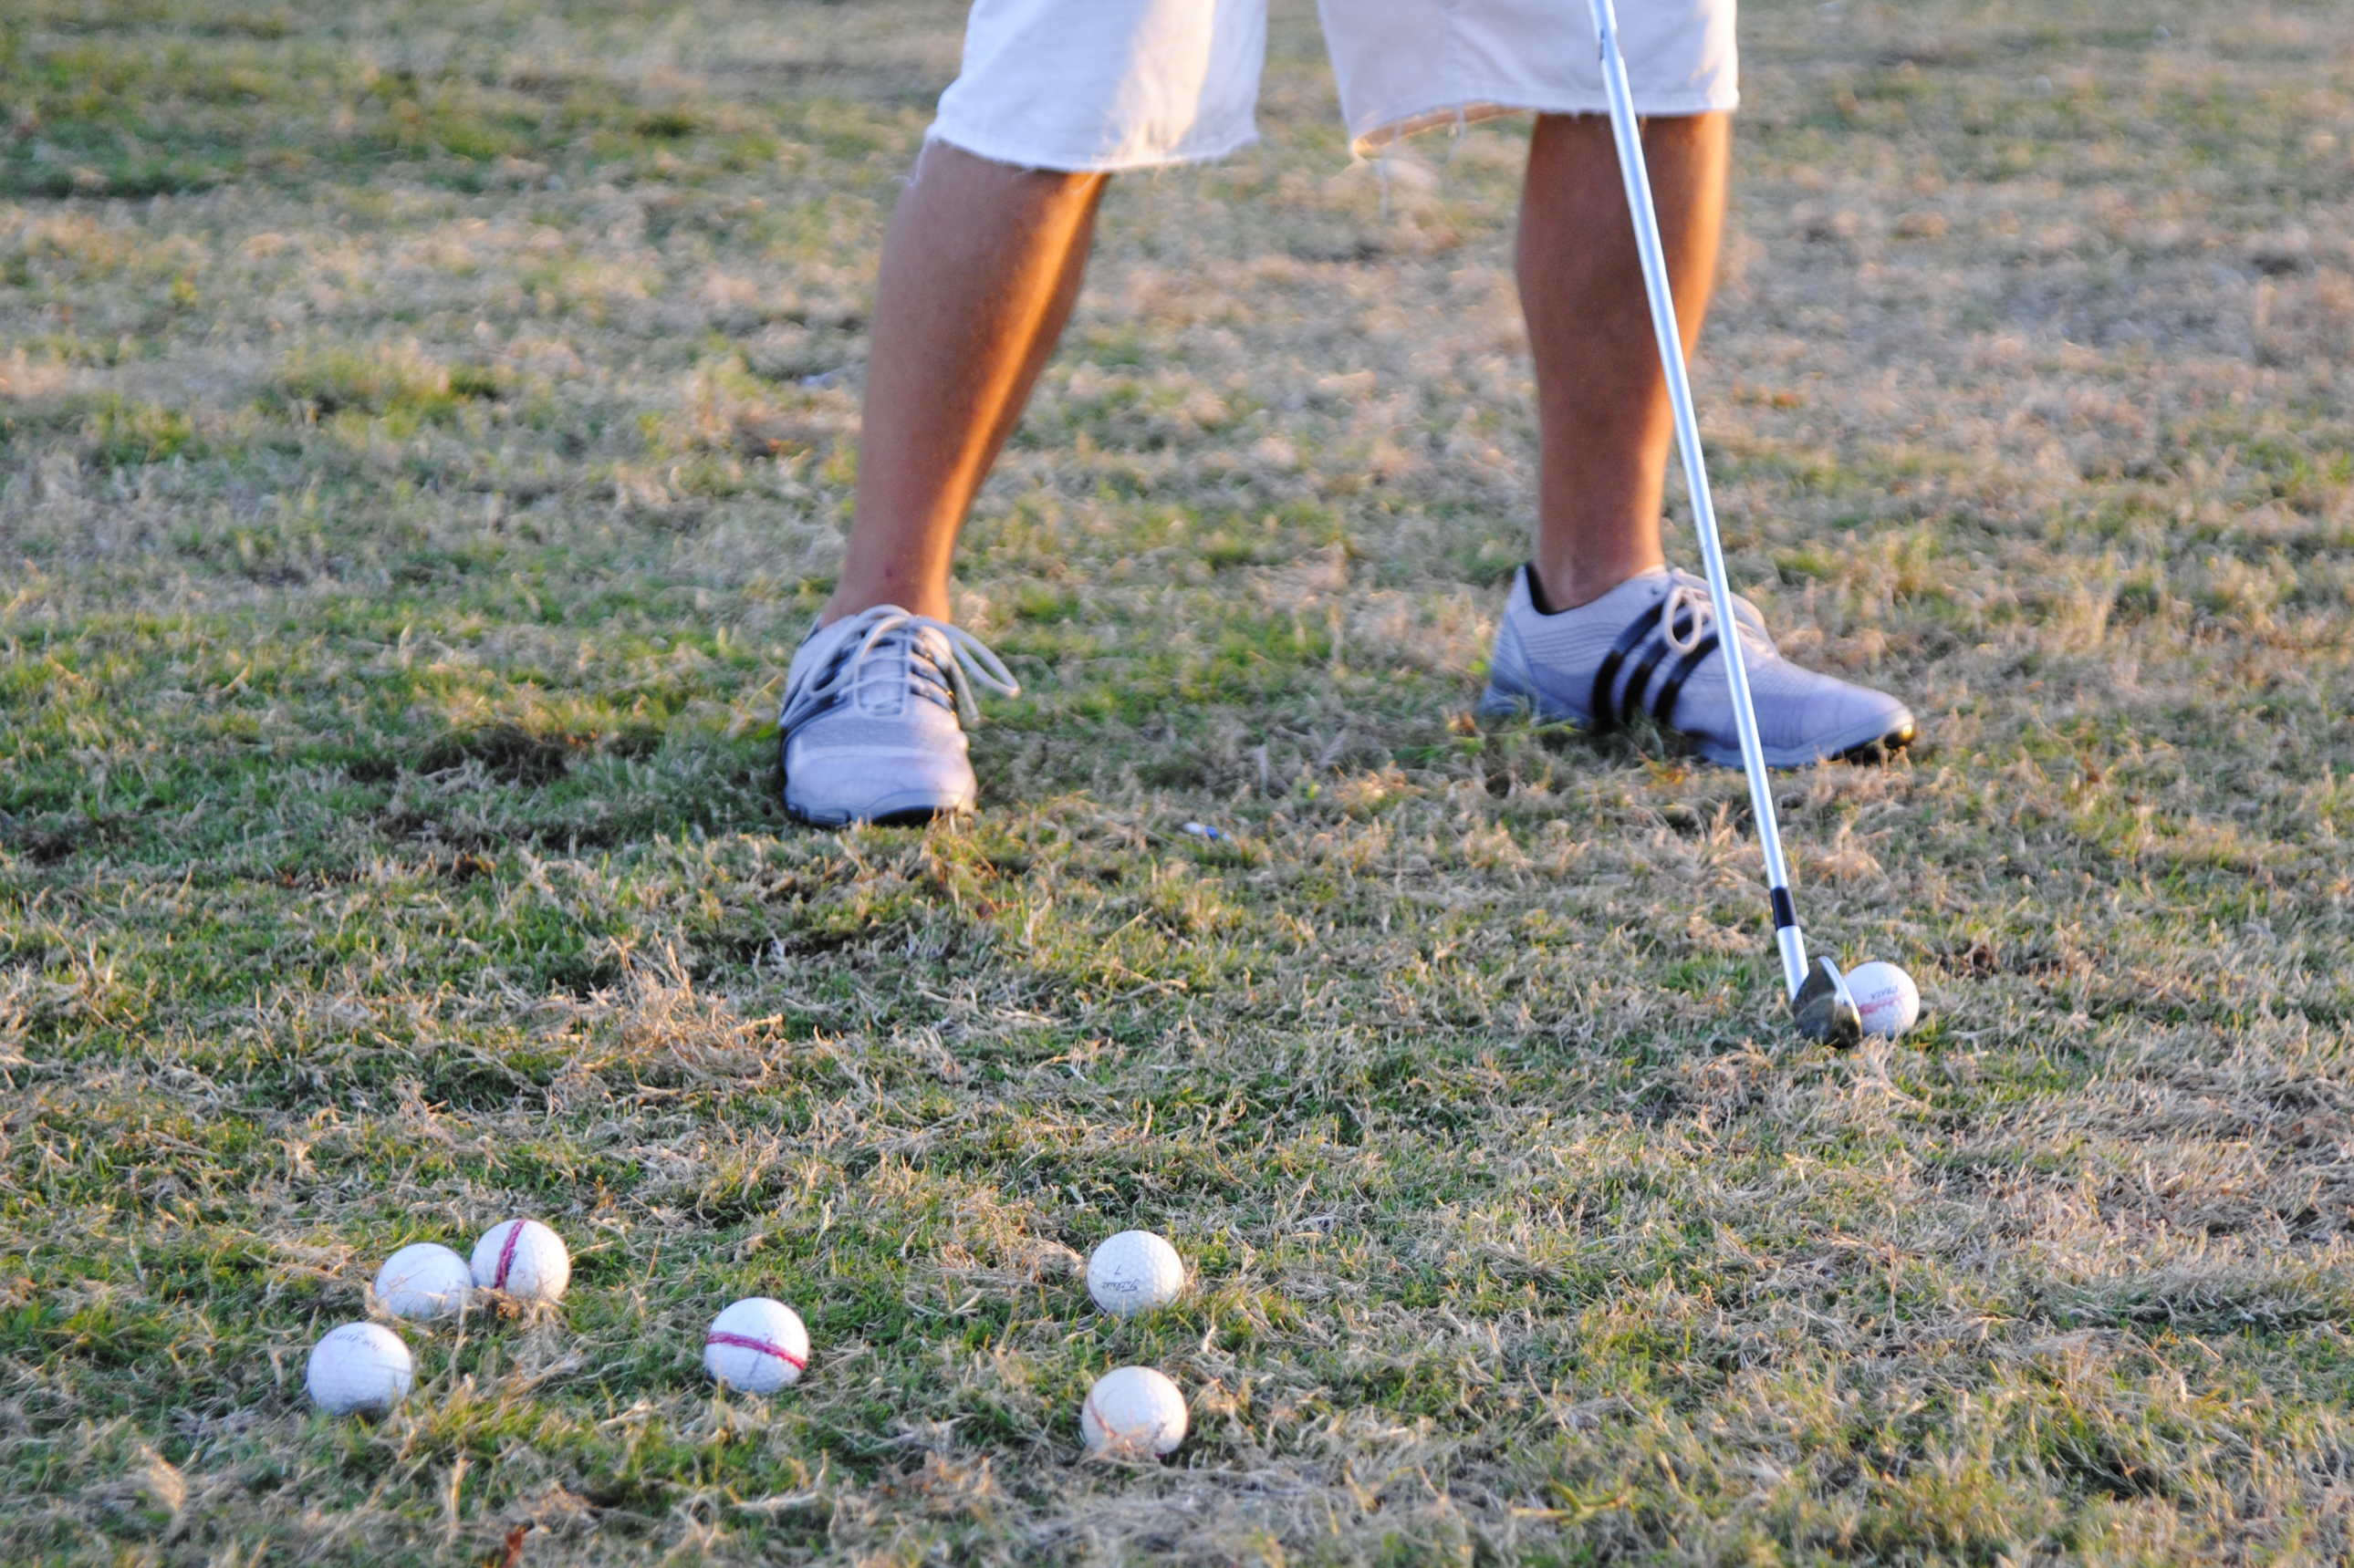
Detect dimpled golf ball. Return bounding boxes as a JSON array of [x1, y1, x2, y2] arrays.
[[1081, 1366, 1189, 1459], [1087, 1231, 1185, 1317], [703, 1297, 810, 1393], [307, 1322, 414, 1415], [372, 1242, 474, 1320], [471, 1219, 570, 1303], [1846, 961, 1922, 1038]]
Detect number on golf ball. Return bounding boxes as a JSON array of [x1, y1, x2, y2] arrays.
[[373, 1242, 473, 1320], [1080, 1366, 1188, 1459], [471, 1219, 570, 1303], [1845, 961, 1921, 1038], [703, 1297, 810, 1393], [307, 1322, 414, 1415], [1086, 1231, 1185, 1317]]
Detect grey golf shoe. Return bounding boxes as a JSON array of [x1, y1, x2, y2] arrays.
[[777, 606, 1020, 826], [1481, 565, 1915, 766]]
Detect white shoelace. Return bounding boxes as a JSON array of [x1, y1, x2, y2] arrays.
[[784, 607, 1019, 730], [1660, 579, 1714, 654], [1658, 572, 1773, 659]]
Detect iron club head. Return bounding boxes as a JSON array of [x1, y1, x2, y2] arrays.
[[1791, 955, 1863, 1047]]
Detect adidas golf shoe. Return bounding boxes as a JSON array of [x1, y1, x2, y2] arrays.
[[1481, 564, 1915, 766]]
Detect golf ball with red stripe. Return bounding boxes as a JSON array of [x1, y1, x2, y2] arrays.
[[704, 1297, 809, 1392], [470, 1219, 570, 1303]]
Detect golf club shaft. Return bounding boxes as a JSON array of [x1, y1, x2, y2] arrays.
[[1584, 0, 1809, 1000]]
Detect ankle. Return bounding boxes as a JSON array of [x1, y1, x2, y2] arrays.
[[1528, 556, 1666, 614], [819, 589, 950, 628]]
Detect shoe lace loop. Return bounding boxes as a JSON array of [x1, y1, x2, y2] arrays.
[[1659, 571, 1773, 658], [791, 607, 1019, 729], [1660, 580, 1714, 653]]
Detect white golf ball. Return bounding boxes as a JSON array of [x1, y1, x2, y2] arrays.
[[372, 1243, 473, 1320], [703, 1297, 810, 1393], [1087, 1231, 1185, 1317], [1080, 1366, 1188, 1459], [470, 1219, 570, 1303], [1846, 961, 1922, 1038], [307, 1322, 414, 1416]]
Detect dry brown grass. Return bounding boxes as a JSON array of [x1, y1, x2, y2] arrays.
[[5, 0, 2354, 1563]]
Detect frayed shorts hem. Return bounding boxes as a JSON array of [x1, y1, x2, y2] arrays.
[[923, 122, 1264, 176], [1352, 91, 1740, 157]]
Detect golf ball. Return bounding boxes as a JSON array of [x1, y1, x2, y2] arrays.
[[372, 1242, 473, 1320], [307, 1322, 414, 1415], [1846, 961, 1922, 1038], [703, 1297, 810, 1393], [1087, 1230, 1185, 1317], [471, 1219, 570, 1303], [1081, 1366, 1189, 1459]]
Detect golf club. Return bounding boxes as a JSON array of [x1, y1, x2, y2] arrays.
[[1583, 0, 1862, 1047]]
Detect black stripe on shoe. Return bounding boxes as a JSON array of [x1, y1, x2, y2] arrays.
[[1617, 618, 1694, 729], [1589, 615, 1665, 732], [1649, 632, 1720, 728]]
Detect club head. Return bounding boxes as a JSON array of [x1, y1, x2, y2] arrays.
[[1791, 955, 1863, 1048]]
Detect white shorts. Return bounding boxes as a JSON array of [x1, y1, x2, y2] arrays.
[[931, 0, 1737, 171]]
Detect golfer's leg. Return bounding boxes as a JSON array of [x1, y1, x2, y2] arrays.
[[1488, 106, 1911, 762], [780, 0, 1268, 825], [1518, 109, 1727, 610], [824, 143, 1108, 626]]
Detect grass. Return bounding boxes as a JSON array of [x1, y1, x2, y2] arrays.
[[4, 0, 2354, 1561]]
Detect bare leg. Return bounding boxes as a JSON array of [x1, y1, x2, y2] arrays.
[[1518, 111, 1729, 610], [824, 142, 1109, 625]]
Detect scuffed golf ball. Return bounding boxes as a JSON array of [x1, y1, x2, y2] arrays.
[[471, 1219, 570, 1303], [1087, 1230, 1185, 1317], [1080, 1366, 1188, 1459], [372, 1242, 474, 1320], [703, 1297, 809, 1393], [1846, 961, 1922, 1038], [307, 1322, 414, 1415]]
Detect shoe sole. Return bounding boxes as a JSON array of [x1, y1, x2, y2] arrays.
[[1474, 687, 1538, 721], [1693, 713, 1918, 769], [1479, 684, 1917, 768], [784, 785, 976, 829]]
